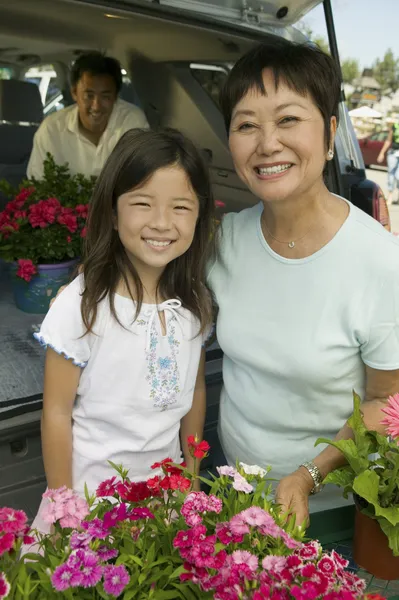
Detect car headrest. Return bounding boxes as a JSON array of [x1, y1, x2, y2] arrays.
[[0, 80, 43, 124]]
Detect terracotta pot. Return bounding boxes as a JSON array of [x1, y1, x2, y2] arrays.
[[353, 504, 399, 580]]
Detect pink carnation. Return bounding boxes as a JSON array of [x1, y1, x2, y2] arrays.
[[103, 564, 130, 597], [232, 472, 253, 493], [262, 555, 287, 573], [0, 507, 28, 534], [0, 533, 15, 556], [381, 393, 399, 440], [0, 572, 11, 600], [96, 476, 118, 498], [231, 550, 258, 572], [297, 540, 321, 561], [41, 486, 88, 529]]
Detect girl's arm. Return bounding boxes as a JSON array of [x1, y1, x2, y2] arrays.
[[180, 348, 207, 476], [41, 348, 82, 489]]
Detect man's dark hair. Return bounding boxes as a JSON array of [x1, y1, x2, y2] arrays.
[[70, 52, 123, 93], [219, 39, 341, 150]]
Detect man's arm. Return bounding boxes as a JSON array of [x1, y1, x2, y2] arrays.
[[27, 123, 48, 179], [378, 125, 393, 163]]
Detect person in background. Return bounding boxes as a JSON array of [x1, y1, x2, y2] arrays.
[[377, 117, 399, 204], [27, 52, 149, 179]]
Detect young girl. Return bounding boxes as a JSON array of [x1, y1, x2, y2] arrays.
[[32, 127, 215, 517]]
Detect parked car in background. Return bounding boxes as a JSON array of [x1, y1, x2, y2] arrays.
[[358, 131, 388, 168]]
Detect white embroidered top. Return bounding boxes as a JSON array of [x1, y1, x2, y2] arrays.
[[34, 275, 207, 495]]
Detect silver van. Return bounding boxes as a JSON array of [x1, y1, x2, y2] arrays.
[[0, 0, 390, 516]]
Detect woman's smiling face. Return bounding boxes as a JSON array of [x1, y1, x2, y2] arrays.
[[228, 68, 336, 205]]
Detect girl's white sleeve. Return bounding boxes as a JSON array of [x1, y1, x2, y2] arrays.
[[33, 275, 91, 368]]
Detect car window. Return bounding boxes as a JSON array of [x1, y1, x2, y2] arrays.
[[0, 66, 14, 79], [190, 63, 229, 108], [23, 64, 62, 105]]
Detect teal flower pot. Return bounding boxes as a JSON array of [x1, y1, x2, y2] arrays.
[[10, 259, 79, 314]]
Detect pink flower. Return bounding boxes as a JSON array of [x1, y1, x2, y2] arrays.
[[297, 540, 321, 561], [230, 514, 250, 536], [262, 555, 287, 573], [231, 550, 258, 572], [0, 572, 10, 600], [241, 506, 273, 528], [41, 486, 88, 529], [70, 531, 92, 549], [0, 533, 15, 556], [280, 530, 301, 550], [216, 466, 237, 477], [80, 226, 87, 238], [317, 555, 336, 577], [96, 477, 118, 498], [129, 507, 154, 521], [16, 258, 37, 282], [0, 507, 27, 534], [75, 204, 89, 219], [381, 393, 399, 440], [58, 208, 78, 233], [51, 564, 74, 591], [103, 564, 130, 597], [232, 472, 253, 493], [174, 529, 195, 549], [216, 522, 244, 545], [330, 549, 349, 570]]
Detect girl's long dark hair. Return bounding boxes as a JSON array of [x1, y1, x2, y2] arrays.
[[81, 127, 215, 334]]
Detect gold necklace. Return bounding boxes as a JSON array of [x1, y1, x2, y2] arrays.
[[261, 215, 317, 249]]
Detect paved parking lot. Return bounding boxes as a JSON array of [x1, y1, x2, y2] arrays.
[[366, 167, 399, 234]]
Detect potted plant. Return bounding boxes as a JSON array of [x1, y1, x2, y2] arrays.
[[0, 154, 95, 313], [0, 437, 383, 599], [316, 392, 399, 580]]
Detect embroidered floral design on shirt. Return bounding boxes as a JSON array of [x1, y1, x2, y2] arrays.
[[146, 315, 180, 410]]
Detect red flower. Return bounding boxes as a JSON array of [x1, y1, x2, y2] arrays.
[[15, 187, 34, 206], [96, 476, 118, 498], [169, 474, 191, 492], [151, 457, 174, 471], [16, 259, 37, 282], [75, 204, 89, 219], [66, 236, 72, 243], [80, 226, 87, 238], [58, 208, 77, 233], [187, 436, 210, 459], [117, 481, 151, 503]]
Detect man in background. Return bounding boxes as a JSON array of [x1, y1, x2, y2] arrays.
[[378, 117, 399, 205], [27, 52, 149, 179]]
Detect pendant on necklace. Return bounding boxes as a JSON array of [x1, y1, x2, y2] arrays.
[[288, 241, 295, 248]]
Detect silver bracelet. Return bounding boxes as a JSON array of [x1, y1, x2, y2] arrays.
[[300, 461, 324, 495]]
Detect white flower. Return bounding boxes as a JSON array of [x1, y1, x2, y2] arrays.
[[239, 462, 268, 478]]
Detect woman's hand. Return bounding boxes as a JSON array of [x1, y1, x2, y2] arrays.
[[274, 467, 314, 528]]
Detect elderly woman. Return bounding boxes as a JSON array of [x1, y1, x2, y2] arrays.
[[208, 39, 399, 524]]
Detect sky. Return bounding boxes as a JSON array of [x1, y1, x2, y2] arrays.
[[299, 0, 399, 70]]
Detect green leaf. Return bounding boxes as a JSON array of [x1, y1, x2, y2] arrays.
[[170, 565, 186, 579], [353, 470, 399, 525], [323, 466, 355, 498], [379, 518, 399, 556], [315, 437, 370, 473]]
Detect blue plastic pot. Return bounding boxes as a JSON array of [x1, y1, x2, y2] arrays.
[[10, 258, 79, 314]]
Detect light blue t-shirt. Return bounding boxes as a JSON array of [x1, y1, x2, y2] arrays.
[[207, 199, 399, 511]]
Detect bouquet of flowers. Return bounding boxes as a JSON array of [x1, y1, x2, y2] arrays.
[[0, 154, 95, 281], [316, 392, 399, 555], [0, 437, 384, 599]]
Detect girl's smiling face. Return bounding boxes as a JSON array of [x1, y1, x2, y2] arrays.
[[115, 165, 199, 278], [228, 68, 336, 205]]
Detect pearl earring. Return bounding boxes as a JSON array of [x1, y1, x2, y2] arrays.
[[327, 149, 334, 160]]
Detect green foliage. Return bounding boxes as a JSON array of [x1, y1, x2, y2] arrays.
[[316, 391, 399, 555]]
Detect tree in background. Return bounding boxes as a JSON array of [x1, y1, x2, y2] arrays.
[[373, 49, 399, 92], [341, 58, 360, 84]]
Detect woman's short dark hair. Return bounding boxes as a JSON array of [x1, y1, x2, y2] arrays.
[[81, 128, 215, 335], [70, 52, 123, 93], [219, 39, 341, 149]]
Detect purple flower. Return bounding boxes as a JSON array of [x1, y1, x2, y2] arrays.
[[97, 546, 119, 561], [232, 472, 253, 493], [82, 518, 109, 540], [51, 564, 74, 591], [103, 504, 129, 530], [103, 565, 130, 597], [70, 531, 92, 549], [67, 549, 103, 589]]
